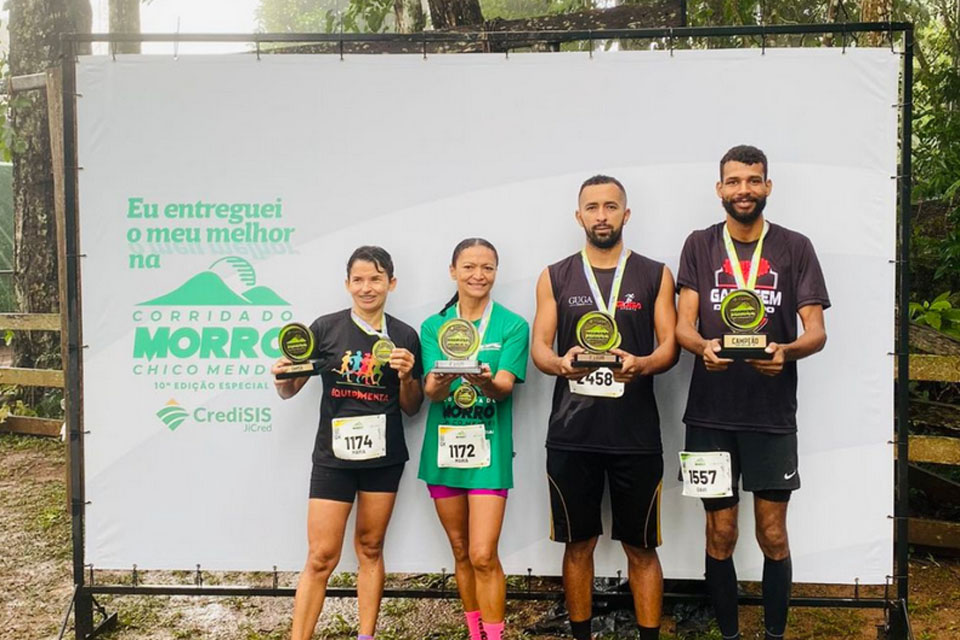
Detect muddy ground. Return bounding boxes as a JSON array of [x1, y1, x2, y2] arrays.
[[2, 434, 957, 640]]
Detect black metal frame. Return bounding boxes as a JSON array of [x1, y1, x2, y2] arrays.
[[60, 23, 915, 640]]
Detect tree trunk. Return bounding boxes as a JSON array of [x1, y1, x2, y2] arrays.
[[110, 0, 141, 54], [8, 0, 91, 377], [426, 0, 483, 29], [394, 0, 426, 33], [859, 0, 888, 47]]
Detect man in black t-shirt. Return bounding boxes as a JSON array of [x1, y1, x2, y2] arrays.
[[532, 175, 679, 640], [676, 146, 829, 640]]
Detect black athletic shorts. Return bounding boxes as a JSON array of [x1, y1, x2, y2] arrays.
[[683, 425, 799, 511], [546, 449, 662, 548], [309, 462, 405, 503]]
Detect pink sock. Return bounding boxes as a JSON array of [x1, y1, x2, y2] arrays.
[[358, 636, 374, 640], [482, 620, 504, 640], [465, 610, 483, 640]]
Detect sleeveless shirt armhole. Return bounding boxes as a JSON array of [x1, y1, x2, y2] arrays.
[[547, 264, 561, 302]]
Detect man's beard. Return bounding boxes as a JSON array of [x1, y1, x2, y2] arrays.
[[723, 195, 767, 224], [585, 224, 623, 249]]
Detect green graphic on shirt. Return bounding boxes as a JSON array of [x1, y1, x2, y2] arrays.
[[138, 257, 289, 306], [156, 399, 189, 431]]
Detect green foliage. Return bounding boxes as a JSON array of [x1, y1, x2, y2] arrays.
[[910, 291, 960, 337], [913, 51, 960, 202], [340, 0, 395, 33], [911, 11, 960, 289], [257, 0, 394, 33], [482, 0, 584, 21], [0, 384, 64, 422], [257, 0, 335, 32], [257, 0, 591, 33]]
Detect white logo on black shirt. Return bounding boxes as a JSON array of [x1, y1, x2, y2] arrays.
[[568, 295, 594, 307]]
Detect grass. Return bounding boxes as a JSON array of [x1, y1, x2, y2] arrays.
[[238, 625, 286, 640], [794, 608, 867, 639], [0, 431, 63, 455], [32, 480, 67, 532], [381, 597, 416, 617], [102, 596, 168, 634], [424, 621, 470, 639], [321, 612, 355, 637], [329, 571, 358, 588]]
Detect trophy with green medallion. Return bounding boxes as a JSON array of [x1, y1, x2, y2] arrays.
[[572, 247, 627, 368], [433, 314, 483, 375], [716, 221, 773, 360], [276, 322, 321, 379], [573, 310, 622, 368]]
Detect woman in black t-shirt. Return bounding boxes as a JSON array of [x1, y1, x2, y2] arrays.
[[271, 246, 423, 640]]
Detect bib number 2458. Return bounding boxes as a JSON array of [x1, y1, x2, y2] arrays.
[[569, 367, 624, 398]]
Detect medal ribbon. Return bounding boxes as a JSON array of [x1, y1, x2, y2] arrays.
[[580, 247, 629, 316], [722, 220, 769, 290], [456, 299, 493, 359], [350, 310, 390, 339]]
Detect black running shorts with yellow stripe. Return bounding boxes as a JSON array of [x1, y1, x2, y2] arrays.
[[546, 449, 663, 548]]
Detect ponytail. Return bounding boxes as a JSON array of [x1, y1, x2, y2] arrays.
[[438, 291, 459, 316]]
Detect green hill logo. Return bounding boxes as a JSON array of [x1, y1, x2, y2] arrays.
[[156, 399, 189, 431], [139, 257, 289, 306]]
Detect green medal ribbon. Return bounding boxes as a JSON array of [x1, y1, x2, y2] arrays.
[[352, 311, 394, 363], [452, 299, 493, 405], [580, 246, 629, 316], [722, 220, 770, 291]]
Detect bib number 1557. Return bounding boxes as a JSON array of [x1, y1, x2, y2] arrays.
[[679, 451, 733, 498]]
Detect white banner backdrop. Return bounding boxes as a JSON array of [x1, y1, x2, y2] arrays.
[[76, 48, 899, 583]]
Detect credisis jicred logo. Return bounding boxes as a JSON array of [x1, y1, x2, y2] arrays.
[[156, 399, 189, 431], [138, 257, 289, 306], [154, 398, 274, 434]]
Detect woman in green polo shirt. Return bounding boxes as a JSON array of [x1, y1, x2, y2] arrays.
[[419, 238, 529, 640]]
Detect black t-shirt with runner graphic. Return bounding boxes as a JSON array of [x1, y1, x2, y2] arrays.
[[547, 251, 665, 454], [677, 221, 830, 433], [308, 309, 422, 468]]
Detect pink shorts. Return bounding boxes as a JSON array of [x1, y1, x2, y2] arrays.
[[427, 484, 508, 500]]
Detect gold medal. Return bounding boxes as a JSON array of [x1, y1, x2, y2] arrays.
[[452, 384, 478, 409], [371, 338, 395, 364]]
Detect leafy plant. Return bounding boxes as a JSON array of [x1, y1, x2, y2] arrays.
[[910, 291, 960, 337]]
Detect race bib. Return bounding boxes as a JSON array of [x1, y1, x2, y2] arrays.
[[679, 451, 734, 498], [438, 424, 490, 469], [569, 367, 624, 398], [332, 414, 387, 461]]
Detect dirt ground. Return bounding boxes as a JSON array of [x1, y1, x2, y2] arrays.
[[2, 433, 958, 640]]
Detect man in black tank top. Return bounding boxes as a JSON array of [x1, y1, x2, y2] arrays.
[[531, 175, 679, 640], [676, 146, 829, 640]]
